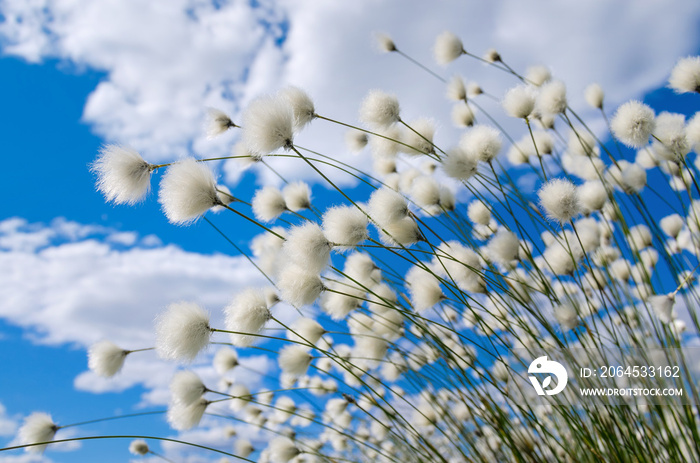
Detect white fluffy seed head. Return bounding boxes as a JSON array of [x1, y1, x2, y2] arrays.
[[447, 76, 467, 101], [18, 412, 58, 454], [344, 252, 381, 287], [321, 280, 364, 320], [284, 222, 331, 273], [628, 224, 652, 249], [467, 82, 483, 98], [277, 264, 324, 306], [268, 437, 301, 462], [620, 163, 647, 193], [167, 398, 208, 431], [434, 31, 464, 65], [205, 107, 235, 138], [367, 188, 409, 226], [538, 178, 581, 222], [488, 229, 520, 265], [88, 340, 127, 377], [346, 130, 369, 152], [669, 56, 700, 94], [401, 118, 435, 155], [242, 94, 294, 155], [170, 370, 206, 406], [660, 214, 684, 239], [375, 32, 397, 52], [235, 439, 255, 458], [554, 304, 578, 330], [213, 347, 238, 374], [279, 86, 316, 131], [460, 125, 502, 162], [278, 345, 312, 377], [687, 112, 700, 151], [648, 294, 675, 324], [410, 176, 441, 209], [159, 158, 219, 225], [91, 145, 152, 205], [443, 146, 478, 180], [378, 217, 421, 246], [610, 100, 656, 148], [225, 288, 271, 347], [155, 302, 211, 362], [584, 83, 604, 109], [289, 317, 325, 345], [483, 48, 501, 63], [536, 80, 567, 115], [323, 206, 369, 250], [467, 201, 491, 226], [252, 186, 287, 222], [567, 131, 598, 157], [502, 85, 536, 119], [452, 103, 475, 127], [360, 90, 401, 128], [525, 65, 551, 86], [578, 180, 608, 213], [544, 234, 582, 275], [652, 112, 690, 161], [282, 181, 311, 211], [407, 268, 444, 313], [129, 440, 149, 456]]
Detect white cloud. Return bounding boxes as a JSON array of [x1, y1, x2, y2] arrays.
[[1, 0, 698, 190], [0, 217, 274, 403]]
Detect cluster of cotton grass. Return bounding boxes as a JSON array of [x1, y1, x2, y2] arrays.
[[9, 34, 700, 463]]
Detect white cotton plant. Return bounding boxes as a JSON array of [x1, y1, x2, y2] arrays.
[[282, 181, 312, 211], [668, 56, 700, 94], [610, 100, 656, 148], [128, 439, 149, 456], [283, 222, 332, 273], [433, 31, 464, 65], [213, 346, 238, 374], [242, 94, 295, 155], [584, 83, 605, 109], [460, 125, 502, 163], [359, 90, 401, 129], [443, 146, 478, 180], [252, 186, 287, 222], [170, 370, 207, 406], [279, 86, 316, 132], [538, 178, 581, 223], [87, 340, 128, 377], [167, 398, 209, 431], [91, 145, 153, 205], [76, 29, 700, 463], [401, 118, 435, 155], [158, 158, 221, 225], [502, 85, 536, 119], [205, 107, 236, 138], [525, 65, 551, 86], [367, 187, 409, 226], [536, 80, 567, 115], [322, 205, 369, 250], [277, 264, 324, 307], [17, 412, 58, 454], [155, 301, 211, 362], [278, 345, 313, 378], [224, 288, 272, 347]]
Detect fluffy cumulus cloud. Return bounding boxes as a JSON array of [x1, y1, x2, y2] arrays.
[[1, 0, 699, 187], [0, 217, 275, 402]]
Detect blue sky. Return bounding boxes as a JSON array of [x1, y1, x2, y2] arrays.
[[2, 1, 700, 462]]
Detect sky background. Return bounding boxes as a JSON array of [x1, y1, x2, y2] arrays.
[[1, 0, 700, 462]]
